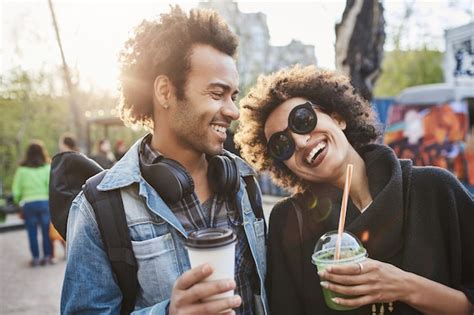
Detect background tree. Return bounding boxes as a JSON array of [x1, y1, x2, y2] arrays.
[[0, 69, 68, 190], [48, 0, 86, 149], [373, 1, 444, 97], [335, 0, 385, 101], [374, 48, 444, 97]]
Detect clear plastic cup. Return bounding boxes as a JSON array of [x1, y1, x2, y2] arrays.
[[311, 230, 367, 311]]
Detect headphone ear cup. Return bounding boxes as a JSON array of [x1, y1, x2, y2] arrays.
[[160, 159, 194, 202], [141, 158, 194, 204], [226, 157, 239, 192], [208, 155, 240, 194]]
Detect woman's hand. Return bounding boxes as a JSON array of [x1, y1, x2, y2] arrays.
[[318, 258, 409, 308], [320, 258, 473, 314]]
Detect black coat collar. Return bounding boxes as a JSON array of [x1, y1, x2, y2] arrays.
[[298, 144, 407, 263]]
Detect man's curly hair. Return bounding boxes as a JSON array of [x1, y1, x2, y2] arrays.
[[118, 6, 238, 131], [234, 65, 382, 192]]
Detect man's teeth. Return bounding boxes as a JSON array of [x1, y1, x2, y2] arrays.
[[306, 142, 326, 164], [211, 124, 226, 135]]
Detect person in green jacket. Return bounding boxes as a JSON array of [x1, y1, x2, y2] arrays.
[[12, 140, 52, 267]]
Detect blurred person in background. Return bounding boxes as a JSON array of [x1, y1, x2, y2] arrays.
[[113, 139, 127, 161], [235, 65, 474, 315], [59, 133, 79, 152], [12, 140, 53, 267], [91, 138, 115, 169]]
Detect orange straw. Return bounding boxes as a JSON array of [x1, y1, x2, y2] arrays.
[[334, 164, 353, 260]]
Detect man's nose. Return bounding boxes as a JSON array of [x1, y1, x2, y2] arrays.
[[222, 99, 240, 121]]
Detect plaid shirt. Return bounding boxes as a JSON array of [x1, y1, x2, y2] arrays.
[[143, 142, 258, 314]]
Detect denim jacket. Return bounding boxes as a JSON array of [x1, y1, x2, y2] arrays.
[[61, 138, 268, 315]]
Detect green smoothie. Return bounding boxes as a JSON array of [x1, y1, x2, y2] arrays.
[[312, 247, 367, 311]]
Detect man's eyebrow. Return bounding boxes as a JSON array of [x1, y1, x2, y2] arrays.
[[208, 82, 239, 95]]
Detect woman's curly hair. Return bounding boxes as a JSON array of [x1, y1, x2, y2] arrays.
[[118, 6, 238, 131], [234, 65, 382, 192]]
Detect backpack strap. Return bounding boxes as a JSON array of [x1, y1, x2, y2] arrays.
[[243, 175, 266, 237], [83, 171, 138, 315]]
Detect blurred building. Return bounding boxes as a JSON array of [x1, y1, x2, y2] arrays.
[[199, 0, 317, 91], [444, 21, 474, 86]]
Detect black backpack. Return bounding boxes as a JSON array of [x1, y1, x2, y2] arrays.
[[49, 151, 264, 315]]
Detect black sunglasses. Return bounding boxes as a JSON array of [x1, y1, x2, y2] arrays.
[[267, 102, 318, 161]]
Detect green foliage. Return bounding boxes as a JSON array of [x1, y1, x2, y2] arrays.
[[374, 48, 444, 97], [0, 69, 143, 193], [0, 70, 69, 191]]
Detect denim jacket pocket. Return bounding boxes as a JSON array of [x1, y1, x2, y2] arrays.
[[128, 219, 168, 241], [253, 218, 267, 276], [131, 233, 180, 307]]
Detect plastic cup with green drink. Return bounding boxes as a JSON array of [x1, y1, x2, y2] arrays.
[[311, 230, 367, 311]]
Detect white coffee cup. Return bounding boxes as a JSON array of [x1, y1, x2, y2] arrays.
[[185, 228, 237, 301]]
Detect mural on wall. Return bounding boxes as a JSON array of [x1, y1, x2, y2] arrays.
[[384, 102, 472, 183]]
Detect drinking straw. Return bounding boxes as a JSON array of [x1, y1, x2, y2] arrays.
[[334, 164, 353, 260]]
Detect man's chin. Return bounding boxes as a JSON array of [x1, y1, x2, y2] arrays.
[[205, 144, 224, 156]]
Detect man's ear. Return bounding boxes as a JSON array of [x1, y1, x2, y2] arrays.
[[331, 113, 347, 130], [153, 75, 173, 109]]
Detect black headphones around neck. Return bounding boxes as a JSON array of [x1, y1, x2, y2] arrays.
[[139, 136, 240, 204]]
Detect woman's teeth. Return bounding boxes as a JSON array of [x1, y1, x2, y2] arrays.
[[211, 124, 226, 136], [306, 141, 326, 164]]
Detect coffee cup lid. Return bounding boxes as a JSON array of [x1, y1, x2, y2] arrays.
[[185, 228, 237, 249]]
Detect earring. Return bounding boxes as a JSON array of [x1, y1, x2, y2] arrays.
[[339, 120, 346, 130], [162, 103, 169, 109]]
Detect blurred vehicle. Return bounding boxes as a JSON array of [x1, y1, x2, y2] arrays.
[[384, 83, 474, 192]]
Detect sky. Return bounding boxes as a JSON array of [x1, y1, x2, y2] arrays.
[[1, 0, 473, 92]]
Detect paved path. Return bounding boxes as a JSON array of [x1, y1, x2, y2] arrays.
[[0, 195, 280, 314], [0, 226, 66, 315]]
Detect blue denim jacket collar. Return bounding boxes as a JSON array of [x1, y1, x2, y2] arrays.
[[97, 137, 143, 191]]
